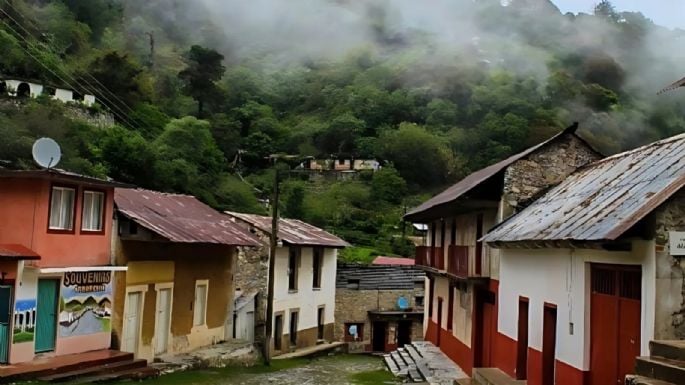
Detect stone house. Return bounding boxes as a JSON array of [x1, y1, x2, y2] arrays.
[[403, 123, 602, 376], [0, 168, 127, 364], [482, 132, 685, 385], [225, 212, 348, 356], [335, 263, 425, 353], [110, 188, 259, 363]]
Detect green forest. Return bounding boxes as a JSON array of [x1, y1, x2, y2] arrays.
[[1, 0, 684, 260]]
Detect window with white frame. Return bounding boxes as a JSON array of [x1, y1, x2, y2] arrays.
[[193, 281, 208, 326], [82, 190, 105, 231], [49, 186, 75, 230]]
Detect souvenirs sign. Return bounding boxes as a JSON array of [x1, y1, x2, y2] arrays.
[[63, 271, 112, 293]]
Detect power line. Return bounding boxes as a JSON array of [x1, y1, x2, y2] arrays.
[[1, 0, 146, 121], [0, 4, 144, 129]]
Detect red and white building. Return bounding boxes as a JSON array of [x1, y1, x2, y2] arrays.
[[404, 124, 601, 378], [483, 133, 685, 385]]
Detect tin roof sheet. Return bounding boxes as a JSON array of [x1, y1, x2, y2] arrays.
[[483, 133, 685, 243], [404, 123, 596, 222], [115, 188, 260, 246], [225, 211, 349, 248], [0, 168, 131, 188], [336, 263, 424, 290], [0, 244, 40, 260]]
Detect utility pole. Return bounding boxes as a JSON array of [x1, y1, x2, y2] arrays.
[[263, 169, 280, 365], [145, 31, 154, 69]]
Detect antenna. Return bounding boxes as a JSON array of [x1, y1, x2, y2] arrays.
[[32, 137, 61, 169]]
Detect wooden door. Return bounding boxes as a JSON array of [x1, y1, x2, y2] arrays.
[[0, 286, 11, 363], [542, 304, 557, 385], [274, 314, 283, 351], [516, 298, 529, 380], [123, 291, 142, 354], [397, 321, 412, 347], [372, 322, 387, 352], [35, 279, 59, 353], [154, 288, 172, 355], [590, 265, 641, 385], [475, 290, 495, 368], [317, 307, 324, 340]]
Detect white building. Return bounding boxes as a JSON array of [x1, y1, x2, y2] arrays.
[[0, 78, 96, 106], [226, 212, 349, 355]]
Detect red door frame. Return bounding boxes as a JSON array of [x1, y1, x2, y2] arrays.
[[542, 303, 557, 385], [474, 288, 495, 368], [436, 297, 443, 346], [516, 296, 530, 380]]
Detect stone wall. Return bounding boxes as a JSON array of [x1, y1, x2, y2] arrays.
[[234, 230, 269, 346], [335, 287, 424, 352], [653, 189, 685, 339], [501, 134, 601, 218]]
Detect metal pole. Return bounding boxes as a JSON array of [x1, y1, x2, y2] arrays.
[[263, 169, 279, 365]]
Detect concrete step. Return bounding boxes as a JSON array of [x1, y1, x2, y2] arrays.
[[408, 368, 423, 382], [391, 350, 410, 367], [455, 379, 477, 385], [473, 368, 526, 385], [635, 356, 685, 385], [626, 374, 677, 385], [73, 366, 159, 383], [38, 359, 148, 382], [409, 342, 425, 358], [651, 341, 685, 362], [384, 355, 400, 376]]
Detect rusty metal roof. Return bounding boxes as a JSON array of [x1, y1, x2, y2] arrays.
[[225, 211, 350, 248], [483, 133, 685, 244], [405, 123, 596, 222], [0, 244, 41, 260], [115, 188, 260, 246], [372, 256, 415, 266], [658, 76, 685, 94], [0, 168, 131, 188]]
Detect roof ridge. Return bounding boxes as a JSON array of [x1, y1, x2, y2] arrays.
[[588, 131, 685, 165]]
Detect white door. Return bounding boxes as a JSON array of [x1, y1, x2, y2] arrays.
[[244, 311, 254, 342], [123, 291, 141, 354], [154, 288, 172, 355]]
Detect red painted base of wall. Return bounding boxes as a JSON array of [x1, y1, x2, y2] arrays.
[[426, 320, 474, 375], [526, 347, 588, 385]]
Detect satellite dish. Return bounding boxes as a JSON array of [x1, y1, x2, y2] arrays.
[[32, 137, 61, 169], [397, 296, 409, 310]]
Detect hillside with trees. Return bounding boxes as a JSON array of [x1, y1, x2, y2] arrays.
[[1, 0, 684, 260]]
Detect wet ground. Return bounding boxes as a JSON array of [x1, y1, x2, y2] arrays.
[[134, 354, 400, 385]]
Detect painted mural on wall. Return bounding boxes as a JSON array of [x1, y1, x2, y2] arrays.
[[59, 271, 112, 337], [13, 268, 37, 344]]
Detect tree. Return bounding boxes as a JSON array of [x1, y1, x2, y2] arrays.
[[371, 167, 407, 204], [99, 125, 157, 186], [594, 0, 620, 23], [88, 51, 147, 106], [178, 45, 226, 117]]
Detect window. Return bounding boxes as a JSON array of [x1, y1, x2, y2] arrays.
[[49, 186, 76, 231], [415, 295, 424, 307], [193, 281, 208, 326], [82, 190, 105, 232], [447, 284, 454, 330], [338, 158, 345, 165], [312, 247, 323, 289], [317, 307, 325, 340], [288, 247, 300, 291], [344, 323, 364, 342]]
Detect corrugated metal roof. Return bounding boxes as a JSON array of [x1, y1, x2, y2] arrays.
[[404, 123, 597, 222], [225, 211, 349, 248], [0, 244, 40, 260], [372, 256, 415, 266], [483, 133, 685, 243], [658, 76, 685, 94], [115, 188, 260, 246], [336, 263, 424, 290], [0, 168, 131, 188]]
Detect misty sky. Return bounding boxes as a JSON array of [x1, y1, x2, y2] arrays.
[[553, 1, 685, 29]]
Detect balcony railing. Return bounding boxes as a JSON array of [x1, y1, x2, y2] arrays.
[[447, 245, 469, 278], [446, 244, 489, 279], [415, 246, 444, 270]]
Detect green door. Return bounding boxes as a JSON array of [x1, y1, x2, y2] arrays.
[[35, 279, 59, 353], [0, 285, 11, 363]]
